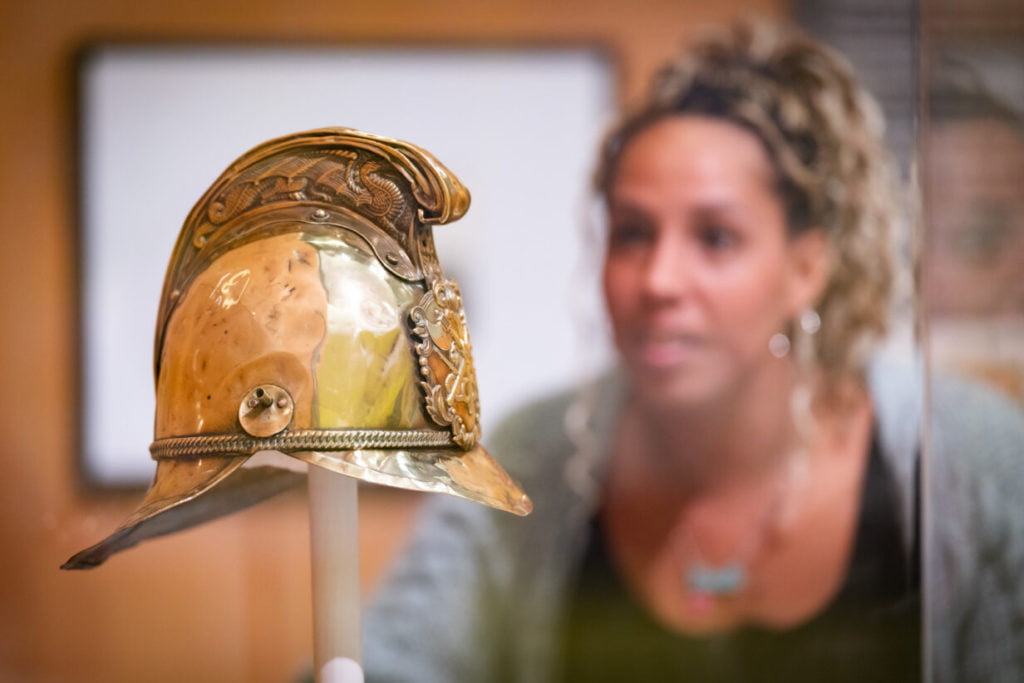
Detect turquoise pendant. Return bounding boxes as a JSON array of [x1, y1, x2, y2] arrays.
[[686, 563, 746, 596]]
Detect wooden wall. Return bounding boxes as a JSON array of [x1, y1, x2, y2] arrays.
[[0, 0, 785, 680]]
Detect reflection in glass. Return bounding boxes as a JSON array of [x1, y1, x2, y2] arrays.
[[921, 2, 1024, 680], [926, 55, 1024, 399]]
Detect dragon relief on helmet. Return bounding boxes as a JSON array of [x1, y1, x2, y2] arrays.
[[196, 150, 408, 250], [408, 279, 481, 449]]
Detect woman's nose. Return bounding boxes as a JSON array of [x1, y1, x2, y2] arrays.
[[641, 233, 692, 300]]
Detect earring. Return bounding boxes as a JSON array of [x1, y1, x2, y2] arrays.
[[800, 309, 821, 335], [794, 308, 820, 371], [769, 309, 820, 360], [768, 332, 791, 358]]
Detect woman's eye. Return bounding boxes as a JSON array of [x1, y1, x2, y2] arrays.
[[608, 222, 653, 248], [698, 224, 739, 251]]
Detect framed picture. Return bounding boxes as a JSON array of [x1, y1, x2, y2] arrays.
[[77, 43, 613, 486]]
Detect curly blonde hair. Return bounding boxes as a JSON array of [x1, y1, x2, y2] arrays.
[[596, 20, 898, 380]]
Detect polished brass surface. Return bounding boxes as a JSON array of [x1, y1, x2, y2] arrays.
[[154, 128, 470, 376], [63, 128, 531, 570]]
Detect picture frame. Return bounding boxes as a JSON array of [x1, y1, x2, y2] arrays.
[[76, 42, 613, 486]]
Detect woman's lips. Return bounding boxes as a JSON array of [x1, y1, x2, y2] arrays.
[[632, 332, 706, 369]]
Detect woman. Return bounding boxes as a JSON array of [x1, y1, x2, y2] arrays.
[[364, 21, 1023, 682]]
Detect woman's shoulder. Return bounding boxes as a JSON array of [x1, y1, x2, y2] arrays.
[[489, 385, 579, 445], [925, 369, 1024, 548], [868, 356, 1024, 680], [868, 354, 1022, 448], [868, 354, 1024, 461], [487, 371, 624, 475], [867, 354, 1024, 538]]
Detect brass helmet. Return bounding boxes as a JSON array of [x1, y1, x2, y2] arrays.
[[63, 128, 531, 569]]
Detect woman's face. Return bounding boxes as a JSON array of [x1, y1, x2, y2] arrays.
[[603, 115, 826, 408]]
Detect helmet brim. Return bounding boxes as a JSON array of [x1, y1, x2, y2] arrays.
[[61, 442, 529, 569], [61, 457, 301, 569], [294, 443, 533, 517]]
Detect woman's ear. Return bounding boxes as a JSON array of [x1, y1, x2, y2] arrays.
[[787, 228, 831, 314]]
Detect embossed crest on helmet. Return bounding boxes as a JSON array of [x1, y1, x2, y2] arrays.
[[408, 279, 481, 449]]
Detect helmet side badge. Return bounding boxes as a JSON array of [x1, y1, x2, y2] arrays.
[[410, 279, 480, 450]]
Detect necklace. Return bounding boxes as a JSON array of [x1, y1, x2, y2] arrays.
[[673, 449, 807, 613]]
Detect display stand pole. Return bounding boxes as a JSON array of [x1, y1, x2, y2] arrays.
[[308, 466, 363, 683]]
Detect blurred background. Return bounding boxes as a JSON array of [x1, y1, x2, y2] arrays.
[[1, 0, 1021, 680]]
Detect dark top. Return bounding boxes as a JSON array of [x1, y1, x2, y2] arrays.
[[558, 433, 921, 682]]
